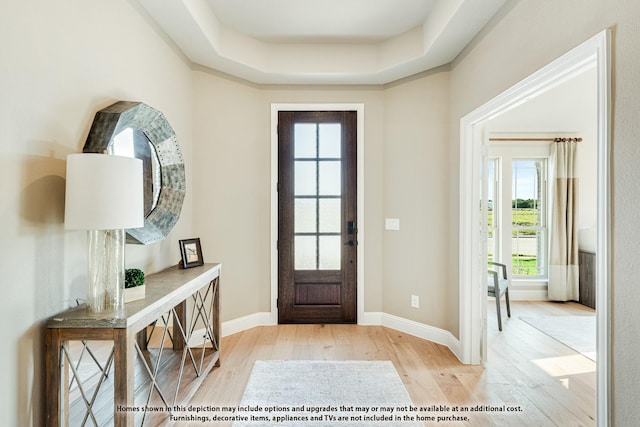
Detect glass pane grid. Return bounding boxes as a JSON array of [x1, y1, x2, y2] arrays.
[[293, 122, 343, 271]]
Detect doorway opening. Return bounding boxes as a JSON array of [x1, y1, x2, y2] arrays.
[[458, 29, 610, 424]]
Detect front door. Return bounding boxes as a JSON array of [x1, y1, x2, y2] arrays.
[[278, 111, 357, 323]]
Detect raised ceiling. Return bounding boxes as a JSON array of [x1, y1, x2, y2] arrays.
[[136, 0, 507, 85]]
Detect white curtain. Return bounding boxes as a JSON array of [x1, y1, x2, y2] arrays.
[[548, 140, 579, 301]]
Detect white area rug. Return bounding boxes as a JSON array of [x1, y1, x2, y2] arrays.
[[520, 315, 596, 361], [233, 360, 422, 426]]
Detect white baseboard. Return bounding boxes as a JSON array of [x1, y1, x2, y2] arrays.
[[508, 289, 548, 300], [222, 312, 274, 337], [205, 311, 462, 362], [187, 312, 274, 348], [362, 312, 462, 362]]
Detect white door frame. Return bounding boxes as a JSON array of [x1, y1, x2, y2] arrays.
[[270, 103, 366, 324], [458, 29, 611, 425]]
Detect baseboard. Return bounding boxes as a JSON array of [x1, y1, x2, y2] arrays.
[[186, 312, 273, 348], [210, 311, 462, 362], [362, 312, 462, 362], [222, 312, 274, 337], [509, 289, 548, 300]]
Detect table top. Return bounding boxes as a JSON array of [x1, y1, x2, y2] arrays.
[[47, 263, 221, 330]]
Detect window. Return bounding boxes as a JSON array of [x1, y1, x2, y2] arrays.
[[489, 145, 549, 280], [511, 159, 547, 278]]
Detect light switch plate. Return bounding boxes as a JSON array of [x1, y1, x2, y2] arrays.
[[385, 218, 400, 230]]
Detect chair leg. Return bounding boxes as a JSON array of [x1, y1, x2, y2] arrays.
[[495, 295, 502, 331], [505, 288, 511, 318]]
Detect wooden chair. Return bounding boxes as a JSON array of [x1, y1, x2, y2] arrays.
[[488, 262, 511, 331]]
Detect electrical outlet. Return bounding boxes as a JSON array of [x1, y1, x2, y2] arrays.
[[411, 295, 419, 308]]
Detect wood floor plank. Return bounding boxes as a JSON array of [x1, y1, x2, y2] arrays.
[[193, 302, 595, 427], [66, 301, 595, 426]]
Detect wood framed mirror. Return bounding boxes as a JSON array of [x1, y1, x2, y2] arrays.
[[83, 101, 185, 244]]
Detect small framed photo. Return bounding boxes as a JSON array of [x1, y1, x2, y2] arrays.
[[179, 238, 204, 268]]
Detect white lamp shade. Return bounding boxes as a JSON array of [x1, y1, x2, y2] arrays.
[[65, 153, 144, 230]]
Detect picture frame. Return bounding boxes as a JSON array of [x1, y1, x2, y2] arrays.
[[179, 238, 204, 268]]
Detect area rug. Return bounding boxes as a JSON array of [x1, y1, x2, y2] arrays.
[[520, 316, 596, 361], [232, 360, 422, 426]]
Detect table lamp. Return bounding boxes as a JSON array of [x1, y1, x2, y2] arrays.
[[65, 153, 143, 314]]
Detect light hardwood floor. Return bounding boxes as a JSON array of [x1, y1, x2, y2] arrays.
[[185, 301, 595, 426], [68, 301, 596, 426]]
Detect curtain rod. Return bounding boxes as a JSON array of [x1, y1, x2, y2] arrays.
[[489, 137, 582, 142]]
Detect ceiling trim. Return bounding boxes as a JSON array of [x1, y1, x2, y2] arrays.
[[136, 0, 506, 85]]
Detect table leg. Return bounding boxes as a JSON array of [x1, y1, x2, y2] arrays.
[[44, 328, 62, 427], [173, 300, 186, 351], [212, 277, 221, 367], [113, 328, 135, 427]]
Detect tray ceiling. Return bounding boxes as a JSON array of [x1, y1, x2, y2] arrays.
[[136, 0, 507, 84]]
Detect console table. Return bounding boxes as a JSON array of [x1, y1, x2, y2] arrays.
[[44, 263, 221, 427]]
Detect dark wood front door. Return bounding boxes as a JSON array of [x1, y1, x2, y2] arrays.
[[278, 111, 357, 323]]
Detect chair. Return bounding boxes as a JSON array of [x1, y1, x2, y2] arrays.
[[488, 262, 511, 331]]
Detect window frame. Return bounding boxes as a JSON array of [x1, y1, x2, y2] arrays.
[[489, 141, 551, 283]]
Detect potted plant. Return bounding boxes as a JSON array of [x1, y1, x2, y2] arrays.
[[124, 268, 146, 303]]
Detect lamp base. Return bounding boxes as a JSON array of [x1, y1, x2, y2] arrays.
[[87, 229, 125, 315]]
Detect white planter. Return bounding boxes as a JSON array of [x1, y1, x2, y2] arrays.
[[124, 285, 146, 303]]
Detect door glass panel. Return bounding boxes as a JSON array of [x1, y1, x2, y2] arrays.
[[319, 161, 341, 195], [294, 124, 317, 158], [295, 161, 317, 196], [319, 236, 341, 269], [295, 236, 317, 270], [293, 120, 344, 271], [319, 124, 341, 158], [295, 199, 317, 233], [319, 198, 341, 233]]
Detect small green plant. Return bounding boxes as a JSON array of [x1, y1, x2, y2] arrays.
[[125, 268, 145, 289]]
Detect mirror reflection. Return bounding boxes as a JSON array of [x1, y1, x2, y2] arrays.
[[110, 127, 161, 216]]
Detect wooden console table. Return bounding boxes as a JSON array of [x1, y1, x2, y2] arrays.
[[44, 263, 221, 426]]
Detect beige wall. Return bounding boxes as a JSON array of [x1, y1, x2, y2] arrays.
[[5, 0, 640, 424], [191, 71, 269, 320], [449, 0, 640, 423], [192, 74, 386, 319], [382, 70, 452, 329], [191, 70, 453, 328], [0, 0, 194, 425]]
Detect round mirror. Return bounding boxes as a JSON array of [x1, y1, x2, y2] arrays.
[[110, 127, 161, 215], [83, 101, 185, 244]]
